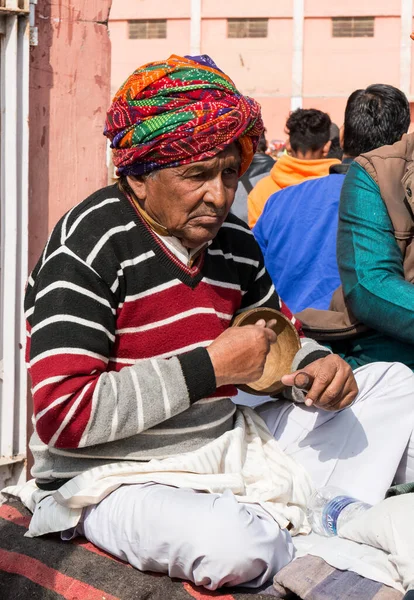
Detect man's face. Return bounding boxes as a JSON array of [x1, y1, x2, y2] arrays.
[[127, 144, 241, 248]]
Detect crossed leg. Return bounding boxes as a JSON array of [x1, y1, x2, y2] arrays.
[[81, 483, 293, 590]]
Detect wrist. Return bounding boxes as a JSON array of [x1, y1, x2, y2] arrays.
[[178, 347, 217, 402], [206, 347, 229, 388]]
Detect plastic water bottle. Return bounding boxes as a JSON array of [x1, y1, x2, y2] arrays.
[[307, 486, 372, 536]]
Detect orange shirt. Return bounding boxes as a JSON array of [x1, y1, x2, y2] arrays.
[[247, 154, 340, 228]]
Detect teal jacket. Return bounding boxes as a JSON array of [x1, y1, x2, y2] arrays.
[[330, 161, 414, 370]]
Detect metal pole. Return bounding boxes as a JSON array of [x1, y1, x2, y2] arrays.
[[291, 0, 304, 111], [0, 1, 29, 480], [190, 0, 201, 56], [17, 12, 30, 467], [1, 13, 19, 459]]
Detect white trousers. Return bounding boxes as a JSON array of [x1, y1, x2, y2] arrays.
[[257, 362, 414, 504], [81, 362, 414, 589], [81, 484, 293, 590]]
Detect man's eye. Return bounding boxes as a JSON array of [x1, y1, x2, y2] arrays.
[[223, 168, 238, 176]]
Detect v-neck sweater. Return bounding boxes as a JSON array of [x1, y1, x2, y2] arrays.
[[25, 184, 308, 485]]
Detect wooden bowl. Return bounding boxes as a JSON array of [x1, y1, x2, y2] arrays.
[[231, 307, 301, 396]]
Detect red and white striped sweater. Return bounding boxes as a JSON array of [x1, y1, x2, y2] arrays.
[[25, 184, 324, 485]]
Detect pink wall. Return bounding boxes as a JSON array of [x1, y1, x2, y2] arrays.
[[408, 15, 414, 93], [200, 18, 293, 95], [111, 19, 191, 96], [110, 0, 296, 19], [202, 0, 294, 18], [110, 0, 191, 20], [303, 17, 401, 96], [304, 0, 402, 17], [109, 0, 414, 142], [29, 0, 112, 270], [255, 97, 292, 141], [302, 97, 348, 130]]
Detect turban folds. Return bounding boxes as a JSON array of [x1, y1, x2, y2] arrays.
[[104, 54, 264, 177]]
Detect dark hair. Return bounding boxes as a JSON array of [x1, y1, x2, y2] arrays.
[[343, 84, 410, 157], [286, 108, 331, 154], [327, 137, 343, 160], [256, 131, 268, 153]]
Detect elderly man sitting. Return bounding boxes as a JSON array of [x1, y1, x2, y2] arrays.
[[17, 55, 414, 590]]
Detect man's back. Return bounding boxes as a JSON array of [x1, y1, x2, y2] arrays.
[[247, 155, 339, 228], [254, 173, 345, 312]]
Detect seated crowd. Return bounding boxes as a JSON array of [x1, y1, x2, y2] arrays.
[[6, 53, 414, 592], [253, 85, 410, 313]]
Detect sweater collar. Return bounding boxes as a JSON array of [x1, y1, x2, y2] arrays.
[[329, 157, 354, 175], [270, 154, 341, 188]]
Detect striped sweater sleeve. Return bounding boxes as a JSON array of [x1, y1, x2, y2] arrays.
[[26, 235, 215, 450]]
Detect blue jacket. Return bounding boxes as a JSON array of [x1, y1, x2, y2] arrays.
[[253, 172, 345, 312]]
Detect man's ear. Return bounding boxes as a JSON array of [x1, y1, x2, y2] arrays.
[[285, 138, 292, 156], [127, 175, 147, 200], [322, 140, 332, 157]]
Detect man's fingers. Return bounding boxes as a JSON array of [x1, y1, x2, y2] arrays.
[[318, 387, 357, 411], [281, 373, 298, 387], [318, 376, 358, 410], [282, 366, 339, 401], [306, 380, 354, 410], [315, 363, 358, 409], [282, 357, 358, 412], [264, 319, 277, 344], [294, 372, 314, 391], [302, 367, 337, 403], [264, 327, 277, 344], [311, 380, 347, 408], [255, 318, 277, 328], [253, 319, 277, 344]]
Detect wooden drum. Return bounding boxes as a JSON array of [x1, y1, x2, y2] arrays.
[[231, 307, 301, 396]]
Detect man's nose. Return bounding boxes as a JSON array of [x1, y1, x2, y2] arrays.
[[204, 176, 227, 210]]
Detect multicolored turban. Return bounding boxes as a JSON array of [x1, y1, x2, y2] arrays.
[[104, 54, 264, 177]]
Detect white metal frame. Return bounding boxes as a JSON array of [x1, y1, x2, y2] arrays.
[[0, 0, 29, 485], [190, 0, 201, 56], [291, 0, 304, 111]]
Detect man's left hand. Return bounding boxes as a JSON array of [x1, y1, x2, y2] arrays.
[[281, 354, 358, 411]]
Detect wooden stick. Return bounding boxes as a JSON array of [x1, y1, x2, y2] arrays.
[[294, 371, 314, 392]]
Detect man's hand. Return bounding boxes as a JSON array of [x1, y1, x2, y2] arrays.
[[281, 354, 358, 411], [207, 319, 277, 388]]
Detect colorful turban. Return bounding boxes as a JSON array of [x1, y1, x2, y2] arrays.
[[104, 54, 264, 177]]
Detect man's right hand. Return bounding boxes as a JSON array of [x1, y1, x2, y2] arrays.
[[207, 319, 277, 388]]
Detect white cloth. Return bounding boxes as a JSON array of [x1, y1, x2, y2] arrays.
[[339, 493, 414, 591], [257, 362, 414, 504], [6, 407, 313, 538], [153, 231, 211, 265], [291, 493, 414, 594], [79, 483, 293, 590]]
